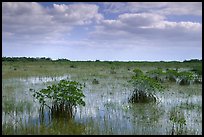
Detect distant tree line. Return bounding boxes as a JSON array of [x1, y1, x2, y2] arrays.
[[2, 57, 202, 63], [2, 57, 52, 62], [183, 59, 202, 63], [2, 57, 70, 62]]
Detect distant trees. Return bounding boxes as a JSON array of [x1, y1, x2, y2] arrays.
[[2, 57, 70, 62], [2, 57, 202, 63], [56, 58, 70, 62], [183, 59, 202, 63], [2, 57, 52, 62]]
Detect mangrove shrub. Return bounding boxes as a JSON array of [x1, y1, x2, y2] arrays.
[[129, 68, 164, 103], [32, 79, 85, 118]]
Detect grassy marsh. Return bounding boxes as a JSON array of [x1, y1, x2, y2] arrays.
[[2, 60, 202, 135]]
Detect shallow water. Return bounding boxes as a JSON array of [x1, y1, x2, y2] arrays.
[[2, 75, 202, 135]]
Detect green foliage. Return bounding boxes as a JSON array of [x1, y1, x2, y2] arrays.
[[159, 69, 199, 85], [178, 71, 194, 80], [146, 68, 164, 75], [133, 68, 143, 77], [129, 68, 164, 103], [170, 110, 186, 125], [177, 71, 195, 85], [131, 75, 164, 92], [191, 65, 202, 75], [32, 80, 85, 109], [169, 107, 187, 135], [165, 69, 179, 82], [146, 68, 166, 82]]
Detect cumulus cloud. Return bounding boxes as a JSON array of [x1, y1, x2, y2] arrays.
[[51, 3, 103, 25], [2, 2, 103, 44], [89, 12, 202, 46], [118, 13, 165, 27]]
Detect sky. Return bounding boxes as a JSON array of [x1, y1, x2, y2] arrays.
[[2, 2, 202, 61]]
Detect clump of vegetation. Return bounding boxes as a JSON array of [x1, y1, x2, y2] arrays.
[[169, 107, 187, 135], [178, 101, 202, 110], [130, 65, 201, 103], [193, 76, 202, 84], [147, 68, 200, 85], [190, 66, 202, 76], [133, 68, 143, 77], [146, 68, 166, 82], [110, 66, 116, 74], [190, 65, 202, 84], [165, 69, 179, 82], [92, 79, 99, 84], [31, 80, 85, 118], [129, 68, 164, 103], [177, 71, 194, 85], [70, 65, 76, 68]]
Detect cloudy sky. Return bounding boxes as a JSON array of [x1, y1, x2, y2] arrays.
[[2, 2, 202, 61]]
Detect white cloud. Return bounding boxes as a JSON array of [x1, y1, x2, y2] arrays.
[[89, 12, 201, 48], [118, 13, 165, 27], [103, 2, 202, 16], [51, 3, 103, 25], [2, 2, 103, 44], [153, 2, 202, 16]]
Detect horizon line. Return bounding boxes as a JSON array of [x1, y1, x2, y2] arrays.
[[2, 56, 202, 62]]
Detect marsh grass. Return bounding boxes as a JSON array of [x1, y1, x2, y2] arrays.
[[178, 102, 202, 110], [169, 107, 187, 135], [2, 118, 87, 135]]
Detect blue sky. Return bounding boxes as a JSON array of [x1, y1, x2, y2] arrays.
[[2, 2, 202, 61]]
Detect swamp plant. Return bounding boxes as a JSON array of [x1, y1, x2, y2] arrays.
[[146, 68, 166, 82], [31, 79, 85, 118], [129, 68, 164, 103], [169, 107, 187, 135]]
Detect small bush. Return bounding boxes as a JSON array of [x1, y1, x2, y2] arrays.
[[133, 68, 143, 77], [92, 79, 99, 84], [161, 69, 178, 82], [70, 65, 76, 68], [110, 70, 116, 74], [146, 68, 166, 82], [177, 71, 194, 85]]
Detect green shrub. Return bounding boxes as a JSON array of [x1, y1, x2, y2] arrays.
[[133, 68, 143, 77], [129, 69, 164, 103], [32, 79, 85, 118], [146, 68, 166, 82], [177, 71, 194, 85], [165, 69, 179, 82]]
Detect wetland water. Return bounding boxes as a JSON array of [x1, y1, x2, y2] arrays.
[[2, 75, 202, 135]]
